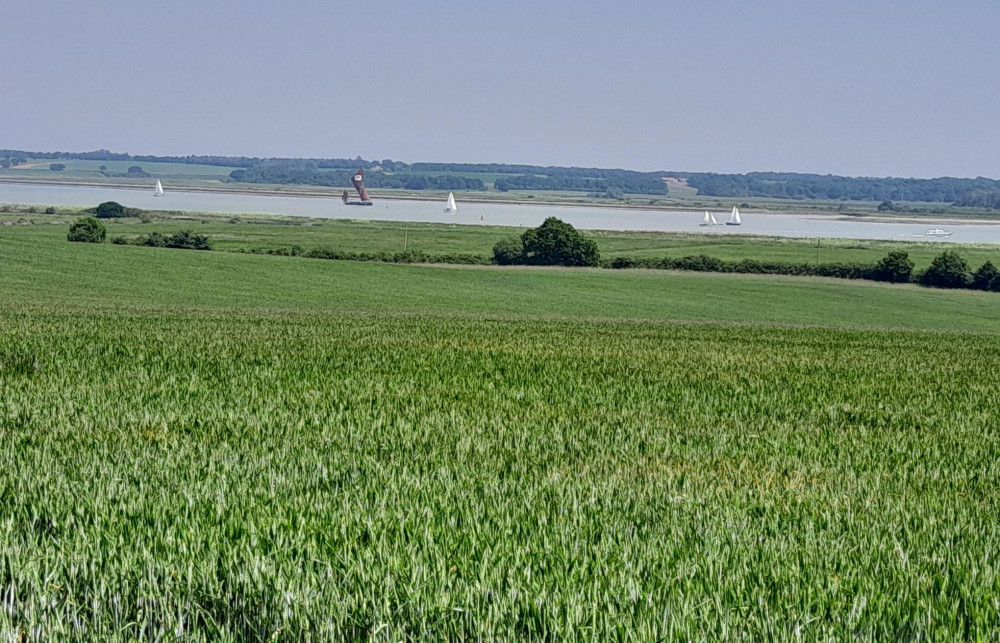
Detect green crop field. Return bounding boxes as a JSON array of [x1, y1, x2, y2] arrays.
[[3, 225, 1000, 639]]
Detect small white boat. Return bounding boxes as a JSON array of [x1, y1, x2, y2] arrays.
[[444, 192, 457, 213], [925, 228, 952, 237], [153, 179, 164, 197], [725, 206, 742, 226], [699, 211, 719, 227]]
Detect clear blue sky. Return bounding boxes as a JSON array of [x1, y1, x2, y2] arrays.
[[3, 0, 998, 178]]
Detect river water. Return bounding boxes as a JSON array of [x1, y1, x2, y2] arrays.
[[3, 181, 1000, 244]]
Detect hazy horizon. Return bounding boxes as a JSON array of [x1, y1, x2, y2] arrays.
[[4, 0, 999, 179]]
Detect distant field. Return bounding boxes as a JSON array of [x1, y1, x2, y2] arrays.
[[3, 222, 1000, 637], [4, 207, 1000, 271], [0, 158, 239, 180]]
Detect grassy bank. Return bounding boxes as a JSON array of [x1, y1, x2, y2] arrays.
[[3, 231, 1000, 330], [4, 206, 1000, 271]]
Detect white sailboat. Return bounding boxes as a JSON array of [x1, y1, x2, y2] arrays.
[[725, 206, 742, 226], [153, 179, 164, 197], [700, 211, 719, 227], [444, 192, 457, 213], [924, 228, 952, 238]]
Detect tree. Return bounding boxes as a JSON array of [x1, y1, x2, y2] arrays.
[[972, 261, 1000, 291], [127, 165, 144, 174], [872, 251, 914, 283], [492, 237, 525, 265], [95, 201, 127, 218], [919, 251, 973, 288], [67, 217, 106, 243], [877, 200, 897, 212], [520, 217, 600, 267], [49, 163, 65, 171]]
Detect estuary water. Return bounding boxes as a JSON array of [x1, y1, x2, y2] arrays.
[[3, 181, 1000, 244]]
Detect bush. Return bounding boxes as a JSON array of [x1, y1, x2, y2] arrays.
[[49, 163, 65, 171], [492, 237, 525, 265], [136, 230, 212, 250], [44, 206, 56, 214], [520, 217, 599, 267], [919, 251, 973, 289], [95, 201, 126, 218], [110, 236, 130, 245], [140, 232, 166, 247], [972, 261, 1000, 291], [872, 251, 914, 283], [164, 230, 212, 250], [67, 217, 106, 243], [877, 200, 898, 212]]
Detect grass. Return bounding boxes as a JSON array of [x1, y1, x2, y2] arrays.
[[3, 219, 1000, 638], [3, 308, 1000, 639], [3, 231, 1000, 330], [3, 206, 1000, 270]]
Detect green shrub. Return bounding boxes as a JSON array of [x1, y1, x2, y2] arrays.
[[44, 206, 56, 214], [95, 201, 127, 218], [49, 163, 65, 171], [972, 261, 1000, 291], [164, 230, 212, 250], [919, 251, 973, 289], [140, 232, 167, 248], [492, 237, 525, 265], [520, 217, 599, 267], [67, 217, 107, 243], [872, 251, 914, 283], [135, 230, 212, 250]]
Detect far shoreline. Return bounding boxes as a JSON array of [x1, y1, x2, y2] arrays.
[[2, 176, 1000, 225]]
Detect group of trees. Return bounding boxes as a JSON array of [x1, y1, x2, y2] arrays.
[[920, 251, 998, 290], [494, 173, 666, 195], [954, 190, 1000, 210], [92, 201, 142, 218], [493, 217, 600, 267], [682, 172, 1000, 206], [228, 165, 486, 191], [0, 157, 29, 168]]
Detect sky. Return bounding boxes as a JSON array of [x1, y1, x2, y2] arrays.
[[3, 0, 999, 178]]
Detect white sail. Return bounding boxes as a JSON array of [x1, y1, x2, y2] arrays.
[[710, 213, 719, 225], [727, 206, 741, 225], [153, 179, 164, 197], [700, 211, 711, 226], [445, 192, 457, 212]]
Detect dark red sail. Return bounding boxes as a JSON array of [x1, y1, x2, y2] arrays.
[[350, 168, 371, 202]]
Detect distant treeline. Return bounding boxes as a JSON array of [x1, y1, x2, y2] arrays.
[[954, 190, 1000, 209], [680, 172, 1000, 204], [8, 148, 1000, 205], [229, 165, 486, 191]]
